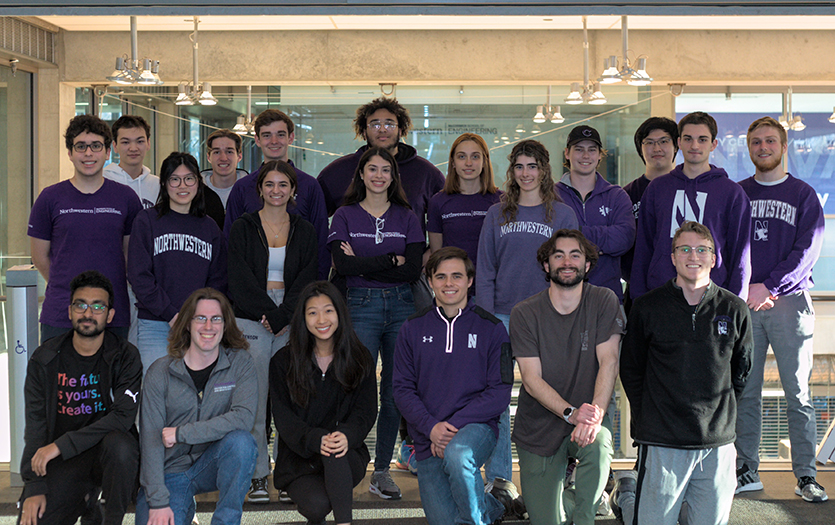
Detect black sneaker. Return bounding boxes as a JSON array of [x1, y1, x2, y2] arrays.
[[490, 477, 528, 519], [735, 464, 763, 494], [796, 476, 828, 503], [247, 477, 270, 504]]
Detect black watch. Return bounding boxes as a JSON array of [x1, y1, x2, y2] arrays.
[[563, 406, 576, 424]]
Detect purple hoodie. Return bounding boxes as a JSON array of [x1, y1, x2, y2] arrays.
[[557, 173, 635, 302], [630, 164, 752, 299], [317, 143, 445, 235]]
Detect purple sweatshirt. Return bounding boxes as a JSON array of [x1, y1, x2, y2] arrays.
[[28, 179, 142, 328], [427, 190, 503, 269], [630, 164, 752, 299], [475, 201, 578, 315], [223, 161, 329, 279], [620, 174, 652, 282], [557, 173, 635, 302], [738, 174, 824, 296], [317, 143, 445, 235], [128, 208, 227, 322], [393, 303, 511, 462]]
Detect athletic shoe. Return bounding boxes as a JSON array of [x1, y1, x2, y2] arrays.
[[611, 470, 637, 523], [796, 476, 828, 503], [369, 469, 402, 500], [596, 490, 612, 517], [395, 440, 418, 475], [247, 477, 270, 504], [278, 490, 293, 504], [490, 477, 528, 519], [735, 465, 763, 494]]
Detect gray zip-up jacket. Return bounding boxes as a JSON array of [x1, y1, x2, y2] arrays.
[[139, 347, 257, 509]]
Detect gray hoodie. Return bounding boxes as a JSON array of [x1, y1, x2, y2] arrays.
[[139, 346, 256, 508]]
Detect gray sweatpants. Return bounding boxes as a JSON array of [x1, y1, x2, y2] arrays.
[[734, 290, 817, 479], [635, 443, 736, 525]]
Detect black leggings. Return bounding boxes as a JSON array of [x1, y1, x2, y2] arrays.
[[285, 449, 367, 524]]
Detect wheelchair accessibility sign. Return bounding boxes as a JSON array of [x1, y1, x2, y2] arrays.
[[15, 340, 25, 355]]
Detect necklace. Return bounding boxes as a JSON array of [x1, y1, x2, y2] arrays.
[[261, 215, 289, 239]]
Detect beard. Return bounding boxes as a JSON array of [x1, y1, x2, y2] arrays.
[[752, 153, 782, 173], [549, 266, 586, 289], [73, 318, 105, 338]]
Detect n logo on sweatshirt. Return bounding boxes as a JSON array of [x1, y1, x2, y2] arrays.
[[669, 190, 708, 237]]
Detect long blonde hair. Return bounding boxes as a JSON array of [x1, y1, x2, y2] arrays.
[[443, 133, 498, 195]]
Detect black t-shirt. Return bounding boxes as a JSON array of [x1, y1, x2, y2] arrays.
[[54, 344, 107, 440], [186, 357, 218, 399]]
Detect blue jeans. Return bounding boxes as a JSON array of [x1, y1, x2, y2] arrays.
[[137, 318, 171, 376], [417, 423, 506, 525], [348, 284, 415, 470], [484, 313, 513, 482], [136, 430, 256, 525]]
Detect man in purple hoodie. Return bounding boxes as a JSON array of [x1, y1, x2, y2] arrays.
[[317, 97, 445, 234], [557, 125, 635, 302], [734, 117, 827, 503], [630, 111, 752, 300]]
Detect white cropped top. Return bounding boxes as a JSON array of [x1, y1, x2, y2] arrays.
[[267, 246, 286, 282]]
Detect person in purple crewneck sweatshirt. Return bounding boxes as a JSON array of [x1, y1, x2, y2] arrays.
[[734, 117, 827, 503], [630, 111, 752, 300], [223, 109, 329, 279], [557, 125, 634, 302], [29, 115, 142, 343]]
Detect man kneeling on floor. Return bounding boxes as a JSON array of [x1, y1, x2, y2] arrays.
[[394, 247, 520, 525], [137, 287, 257, 525], [20, 270, 142, 525]]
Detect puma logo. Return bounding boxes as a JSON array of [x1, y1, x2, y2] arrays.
[[125, 389, 139, 403]]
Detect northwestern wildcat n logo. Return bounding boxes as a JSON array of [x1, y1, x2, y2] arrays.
[[670, 190, 708, 237], [754, 220, 768, 241]]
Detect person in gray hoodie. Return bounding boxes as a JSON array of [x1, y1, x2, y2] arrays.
[[137, 287, 257, 525]]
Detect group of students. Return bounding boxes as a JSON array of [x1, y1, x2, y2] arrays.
[[20, 96, 827, 525]]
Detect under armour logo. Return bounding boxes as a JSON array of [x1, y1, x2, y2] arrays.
[[125, 389, 139, 403], [423, 336, 433, 343]]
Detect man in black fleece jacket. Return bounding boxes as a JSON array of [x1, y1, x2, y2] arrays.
[[621, 221, 753, 525]]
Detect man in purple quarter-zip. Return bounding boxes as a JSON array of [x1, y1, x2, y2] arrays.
[[630, 112, 752, 301], [557, 125, 634, 302], [393, 247, 519, 525], [734, 116, 827, 503], [223, 109, 329, 279]]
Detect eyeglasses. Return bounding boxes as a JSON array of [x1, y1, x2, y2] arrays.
[[192, 315, 224, 325], [375, 217, 385, 244], [641, 138, 672, 148], [168, 175, 198, 187], [72, 301, 108, 314], [72, 142, 105, 153], [368, 120, 397, 131], [674, 245, 714, 256]]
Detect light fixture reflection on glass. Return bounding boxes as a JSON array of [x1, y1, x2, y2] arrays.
[[233, 115, 249, 134], [515, 122, 526, 134], [531, 124, 541, 134]]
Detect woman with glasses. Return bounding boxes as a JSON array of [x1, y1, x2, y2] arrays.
[[128, 152, 227, 375], [328, 147, 423, 501], [227, 160, 318, 503], [270, 281, 376, 525]]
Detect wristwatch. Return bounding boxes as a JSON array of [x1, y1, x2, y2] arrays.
[[563, 406, 576, 424]]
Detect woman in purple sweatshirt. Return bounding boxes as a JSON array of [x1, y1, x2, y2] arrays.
[[128, 152, 227, 374], [427, 133, 502, 273], [328, 147, 424, 500]]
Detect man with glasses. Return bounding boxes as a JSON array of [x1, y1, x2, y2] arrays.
[[734, 117, 827, 502], [630, 111, 752, 301], [621, 221, 753, 525], [317, 97, 445, 234], [223, 109, 329, 279], [29, 115, 143, 343], [137, 287, 257, 525], [20, 271, 142, 525]]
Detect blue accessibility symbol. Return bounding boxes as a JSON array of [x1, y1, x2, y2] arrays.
[[15, 340, 25, 355]]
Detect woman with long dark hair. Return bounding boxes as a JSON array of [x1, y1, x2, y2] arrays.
[[227, 159, 318, 502], [328, 147, 423, 500], [270, 281, 376, 525], [128, 152, 226, 374]]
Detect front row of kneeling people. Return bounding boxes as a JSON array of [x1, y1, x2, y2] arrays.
[[20, 222, 750, 525]]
